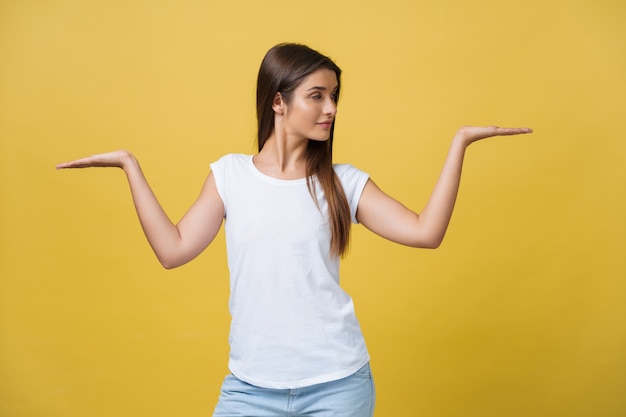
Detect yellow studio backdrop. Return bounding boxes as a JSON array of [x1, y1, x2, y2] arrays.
[[1, 0, 624, 416]]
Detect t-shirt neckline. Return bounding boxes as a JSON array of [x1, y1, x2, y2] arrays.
[[248, 154, 312, 185]]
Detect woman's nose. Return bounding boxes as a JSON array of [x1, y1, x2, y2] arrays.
[[324, 98, 337, 116]]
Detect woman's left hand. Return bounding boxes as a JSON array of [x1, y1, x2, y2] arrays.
[[357, 124, 533, 248], [454, 126, 533, 147]]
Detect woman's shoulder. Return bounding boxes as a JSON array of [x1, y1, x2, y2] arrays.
[[210, 154, 253, 180], [212, 153, 252, 163], [210, 153, 253, 169], [333, 162, 368, 177], [332, 163, 369, 188]]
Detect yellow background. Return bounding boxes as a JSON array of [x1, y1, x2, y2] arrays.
[[1, 0, 625, 416]]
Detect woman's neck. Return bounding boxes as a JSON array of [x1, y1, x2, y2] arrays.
[[254, 131, 309, 180]]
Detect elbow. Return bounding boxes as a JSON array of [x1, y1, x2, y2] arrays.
[[419, 228, 447, 249], [426, 233, 446, 249], [155, 244, 202, 269], [407, 233, 444, 249], [414, 239, 442, 250], [160, 261, 178, 270], [423, 240, 442, 249], [157, 254, 184, 270]]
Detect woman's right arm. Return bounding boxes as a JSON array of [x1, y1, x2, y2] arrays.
[[57, 150, 225, 269]]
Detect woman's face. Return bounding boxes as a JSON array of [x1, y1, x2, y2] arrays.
[[280, 68, 338, 142]]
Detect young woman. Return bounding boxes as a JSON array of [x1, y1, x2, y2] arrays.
[[57, 43, 532, 416]]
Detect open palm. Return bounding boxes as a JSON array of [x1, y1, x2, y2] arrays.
[[456, 126, 533, 146], [56, 150, 133, 170]]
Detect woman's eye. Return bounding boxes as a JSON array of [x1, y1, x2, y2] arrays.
[[311, 94, 322, 99]]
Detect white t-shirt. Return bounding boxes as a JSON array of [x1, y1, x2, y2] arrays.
[[210, 154, 370, 389]]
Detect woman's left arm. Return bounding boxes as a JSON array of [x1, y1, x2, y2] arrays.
[[356, 126, 532, 248]]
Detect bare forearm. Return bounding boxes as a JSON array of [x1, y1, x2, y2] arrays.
[[357, 126, 531, 249], [356, 136, 467, 249], [58, 149, 224, 268], [121, 153, 184, 266], [413, 126, 531, 247], [415, 135, 467, 247]]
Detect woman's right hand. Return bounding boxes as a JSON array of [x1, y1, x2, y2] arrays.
[[56, 150, 134, 170], [56, 148, 224, 269]]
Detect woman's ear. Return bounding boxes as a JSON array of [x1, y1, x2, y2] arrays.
[[272, 92, 285, 115]]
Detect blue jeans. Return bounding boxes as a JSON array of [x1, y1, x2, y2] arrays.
[[212, 363, 375, 416]]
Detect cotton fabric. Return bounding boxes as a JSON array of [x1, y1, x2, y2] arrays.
[[210, 154, 370, 389]]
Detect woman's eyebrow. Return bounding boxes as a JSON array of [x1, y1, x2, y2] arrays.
[[306, 85, 339, 91]]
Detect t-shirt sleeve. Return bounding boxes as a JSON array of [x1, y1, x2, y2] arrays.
[[334, 164, 370, 224], [209, 154, 229, 217]]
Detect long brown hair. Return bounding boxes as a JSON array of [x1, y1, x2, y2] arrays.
[[256, 43, 351, 258]]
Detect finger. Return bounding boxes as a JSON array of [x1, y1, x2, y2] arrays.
[[56, 161, 81, 169], [495, 127, 533, 135], [56, 156, 104, 169], [56, 159, 92, 169]]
